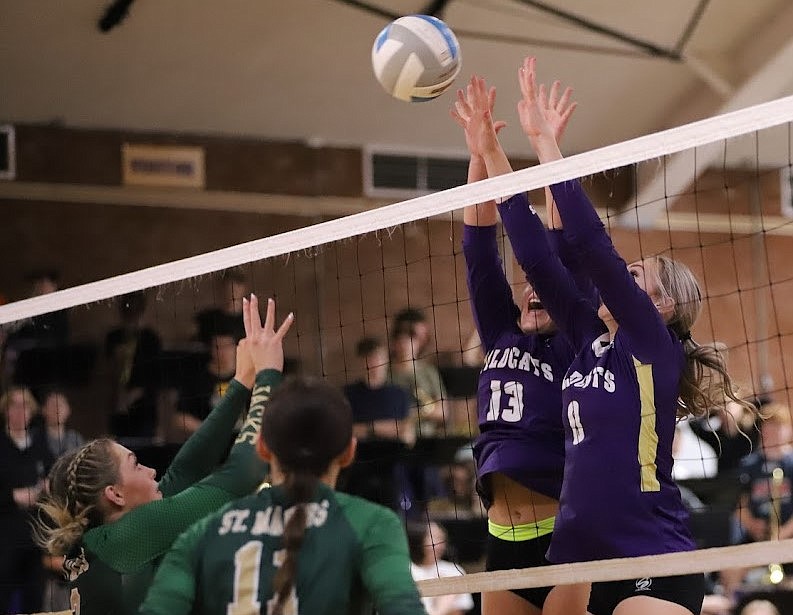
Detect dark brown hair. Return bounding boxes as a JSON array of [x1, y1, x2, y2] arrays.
[[261, 376, 353, 615]]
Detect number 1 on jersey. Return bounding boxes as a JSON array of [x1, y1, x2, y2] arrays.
[[228, 541, 263, 615]]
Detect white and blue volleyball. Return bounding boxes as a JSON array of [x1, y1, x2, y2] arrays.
[[371, 15, 461, 102]]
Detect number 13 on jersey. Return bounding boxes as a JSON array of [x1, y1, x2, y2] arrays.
[[486, 380, 524, 422]]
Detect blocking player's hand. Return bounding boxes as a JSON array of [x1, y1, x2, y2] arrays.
[[518, 56, 575, 143], [242, 295, 294, 374], [233, 338, 255, 390], [544, 78, 577, 144], [450, 75, 506, 158]]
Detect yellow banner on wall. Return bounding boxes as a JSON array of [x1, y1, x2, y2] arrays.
[[122, 143, 205, 188]]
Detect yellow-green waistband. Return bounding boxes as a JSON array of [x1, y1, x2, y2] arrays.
[[488, 517, 555, 542]]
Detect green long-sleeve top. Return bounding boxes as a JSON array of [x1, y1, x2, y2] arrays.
[[139, 483, 427, 615], [63, 370, 280, 615]]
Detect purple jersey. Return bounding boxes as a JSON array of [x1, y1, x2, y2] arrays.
[[498, 185, 695, 563], [463, 223, 574, 502]]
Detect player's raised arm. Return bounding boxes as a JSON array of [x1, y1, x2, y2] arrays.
[[451, 77, 506, 227], [517, 56, 576, 231], [158, 338, 256, 496]]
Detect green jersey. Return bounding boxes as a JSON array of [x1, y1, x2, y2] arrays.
[[140, 484, 427, 615], [63, 370, 280, 615]]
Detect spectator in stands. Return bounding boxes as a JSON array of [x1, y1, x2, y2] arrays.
[[390, 307, 449, 437], [721, 402, 793, 596], [690, 390, 760, 475], [393, 308, 432, 355], [407, 521, 474, 615], [38, 389, 85, 458], [342, 336, 415, 510], [105, 291, 162, 440], [3, 269, 70, 386], [37, 390, 83, 614], [14, 269, 70, 348], [39, 398, 76, 615], [344, 336, 414, 445], [194, 269, 247, 345], [0, 386, 54, 614], [166, 330, 238, 442], [430, 458, 482, 518]]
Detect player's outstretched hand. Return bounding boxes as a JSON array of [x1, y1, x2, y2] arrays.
[[450, 75, 506, 158], [242, 295, 294, 374], [517, 56, 576, 144]]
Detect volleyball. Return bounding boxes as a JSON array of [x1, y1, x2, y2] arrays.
[[371, 15, 461, 102]]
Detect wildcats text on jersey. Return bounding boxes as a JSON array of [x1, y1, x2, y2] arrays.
[[562, 367, 615, 392], [218, 499, 330, 537], [481, 347, 554, 382]]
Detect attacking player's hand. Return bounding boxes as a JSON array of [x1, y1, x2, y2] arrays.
[[233, 338, 255, 390], [242, 295, 294, 374], [517, 57, 576, 144], [450, 75, 506, 158]]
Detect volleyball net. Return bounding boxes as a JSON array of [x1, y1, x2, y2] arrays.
[[5, 93, 793, 610]]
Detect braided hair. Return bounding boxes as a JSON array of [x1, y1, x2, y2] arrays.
[[36, 438, 120, 555], [261, 377, 353, 615]]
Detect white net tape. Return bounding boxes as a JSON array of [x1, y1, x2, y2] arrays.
[[418, 540, 793, 597], [1, 94, 793, 325]]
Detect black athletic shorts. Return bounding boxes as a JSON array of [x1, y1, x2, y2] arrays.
[[484, 531, 554, 609], [588, 572, 705, 615]]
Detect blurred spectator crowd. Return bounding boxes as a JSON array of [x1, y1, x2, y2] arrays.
[[1, 268, 792, 614]]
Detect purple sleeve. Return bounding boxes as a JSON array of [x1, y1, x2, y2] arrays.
[[549, 180, 674, 361], [497, 193, 602, 351], [462, 224, 520, 351], [547, 229, 599, 309]]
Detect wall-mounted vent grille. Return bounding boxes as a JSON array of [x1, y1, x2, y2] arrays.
[[364, 147, 468, 199], [0, 125, 15, 180]]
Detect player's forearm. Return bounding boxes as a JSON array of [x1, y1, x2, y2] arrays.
[[528, 133, 563, 165], [544, 186, 562, 229], [463, 156, 497, 226], [481, 142, 513, 179], [203, 369, 280, 496]]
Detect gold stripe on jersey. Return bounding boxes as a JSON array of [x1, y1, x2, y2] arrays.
[[633, 357, 660, 492]]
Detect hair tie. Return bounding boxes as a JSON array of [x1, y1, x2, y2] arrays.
[[679, 330, 692, 342]]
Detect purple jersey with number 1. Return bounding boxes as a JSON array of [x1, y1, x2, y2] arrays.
[[498, 185, 696, 563], [463, 221, 575, 503]]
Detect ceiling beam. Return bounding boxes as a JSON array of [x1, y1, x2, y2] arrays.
[[620, 4, 793, 228]]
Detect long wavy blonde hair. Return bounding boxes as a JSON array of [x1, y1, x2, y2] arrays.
[[654, 255, 756, 420]]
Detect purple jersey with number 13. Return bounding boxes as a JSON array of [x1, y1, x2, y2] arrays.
[[463, 222, 575, 502]]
